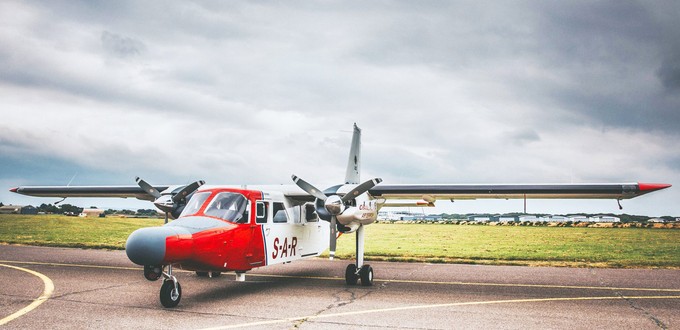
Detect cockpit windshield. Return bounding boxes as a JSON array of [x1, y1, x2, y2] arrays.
[[178, 191, 211, 218], [203, 192, 249, 223]]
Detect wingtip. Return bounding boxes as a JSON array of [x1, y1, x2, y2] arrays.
[[638, 183, 672, 192]]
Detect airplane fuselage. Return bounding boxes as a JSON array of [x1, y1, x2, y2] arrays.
[[125, 186, 373, 273]]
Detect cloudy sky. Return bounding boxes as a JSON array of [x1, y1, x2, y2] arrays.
[[1, 1, 678, 216]]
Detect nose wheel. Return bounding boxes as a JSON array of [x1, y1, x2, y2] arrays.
[[159, 265, 182, 308], [160, 279, 181, 308]]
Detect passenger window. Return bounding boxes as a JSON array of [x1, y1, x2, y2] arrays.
[[256, 202, 268, 224], [305, 203, 317, 222], [272, 202, 288, 223]]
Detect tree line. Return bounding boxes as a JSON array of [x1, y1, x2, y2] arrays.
[[0, 201, 159, 217]]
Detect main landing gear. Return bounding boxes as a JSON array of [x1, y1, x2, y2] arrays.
[[345, 264, 373, 286], [344, 224, 374, 286]]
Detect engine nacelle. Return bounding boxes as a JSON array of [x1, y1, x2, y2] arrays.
[[336, 206, 377, 228]]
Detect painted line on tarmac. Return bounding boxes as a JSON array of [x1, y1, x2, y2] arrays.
[[0, 260, 139, 271], [0, 263, 55, 326], [1, 259, 679, 293], [244, 273, 680, 293], [202, 295, 680, 329]]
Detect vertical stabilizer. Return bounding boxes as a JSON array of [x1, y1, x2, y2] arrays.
[[344, 123, 361, 184]]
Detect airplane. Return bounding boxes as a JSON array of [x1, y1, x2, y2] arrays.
[[10, 124, 671, 308]]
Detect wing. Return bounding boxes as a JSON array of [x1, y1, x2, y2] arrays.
[[368, 182, 671, 201], [10, 185, 170, 202]]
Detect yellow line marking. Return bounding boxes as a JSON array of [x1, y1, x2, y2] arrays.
[[237, 273, 680, 293], [0, 263, 55, 326], [1, 260, 679, 293], [0, 260, 139, 271], [203, 295, 680, 329]]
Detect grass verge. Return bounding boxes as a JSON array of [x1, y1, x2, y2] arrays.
[[1, 215, 678, 268]]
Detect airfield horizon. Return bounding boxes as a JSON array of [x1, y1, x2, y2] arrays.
[[1, 214, 677, 269]]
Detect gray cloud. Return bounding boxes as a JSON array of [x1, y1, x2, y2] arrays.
[[657, 55, 680, 92], [101, 31, 145, 58], [0, 1, 677, 215]]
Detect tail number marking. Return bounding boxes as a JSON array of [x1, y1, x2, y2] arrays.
[[272, 237, 298, 259]]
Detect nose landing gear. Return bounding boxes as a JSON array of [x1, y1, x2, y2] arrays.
[[159, 265, 181, 308]]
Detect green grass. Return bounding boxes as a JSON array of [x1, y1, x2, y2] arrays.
[[0, 214, 162, 249], [1, 215, 678, 268], [331, 223, 680, 268]]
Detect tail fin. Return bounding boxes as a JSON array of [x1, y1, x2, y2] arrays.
[[344, 123, 361, 184]]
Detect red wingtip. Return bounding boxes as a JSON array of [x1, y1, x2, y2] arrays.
[[9, 187, 18, 193], [638, 183, 672, 192]]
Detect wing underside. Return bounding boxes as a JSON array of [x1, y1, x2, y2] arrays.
[[368, 182, 671, 201], [10, 186, 170, 201]]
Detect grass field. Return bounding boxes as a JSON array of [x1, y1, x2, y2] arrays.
[[1, 214, 678, 268]]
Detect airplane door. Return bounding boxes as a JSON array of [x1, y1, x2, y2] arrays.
[[302, 202, 325, 256], [246, 201, 268, 268]]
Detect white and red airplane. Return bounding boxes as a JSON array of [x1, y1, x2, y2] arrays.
[[10, 124, 671, 307]]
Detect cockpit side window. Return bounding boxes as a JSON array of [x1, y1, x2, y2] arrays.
[[204, 192, 249, 223], [178, 192, 211, 218]]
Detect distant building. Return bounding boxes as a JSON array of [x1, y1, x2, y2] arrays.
[[468, 214, 493, 222], [519, 215, 539, 222], [79, 209, 105, 218], [548, 216, 569, 223], [590, 215, 621, 223], [497, 215, 520, 222], [568, 215, 589, 222], [0, 205, 38, 215]]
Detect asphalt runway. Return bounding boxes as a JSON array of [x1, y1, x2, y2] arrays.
[[0, 245, 678, 329]]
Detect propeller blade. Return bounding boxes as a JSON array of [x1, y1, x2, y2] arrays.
[[329, 216, 337, 260], [171, 180, 206, 204], [136, 177, 161, 199], [291, 175, 327, 201], [341, 178, 383, 203]]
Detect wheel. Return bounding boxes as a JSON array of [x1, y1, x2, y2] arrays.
[[345, 264, 358, 285], [144, 265, 162, 281], [210, 272, 221, 278], [359, 264, 373, 286], [195, 271, 208, 277], [160, 280, 182, 308]]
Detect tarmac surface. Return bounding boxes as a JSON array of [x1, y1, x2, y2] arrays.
[[0, 244, 679, 329]]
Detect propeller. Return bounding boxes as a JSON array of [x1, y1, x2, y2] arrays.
[[135, 177, 161, 199], [292, 175, 382, 260], [136, 177, 205, 224]]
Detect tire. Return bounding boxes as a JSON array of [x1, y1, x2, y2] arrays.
[[359, 264, 373, 286], [160, 280, 181, 308], [345, 264, 359, 285], [196, 271, 208, 277], [210, 272, 221, 278]]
